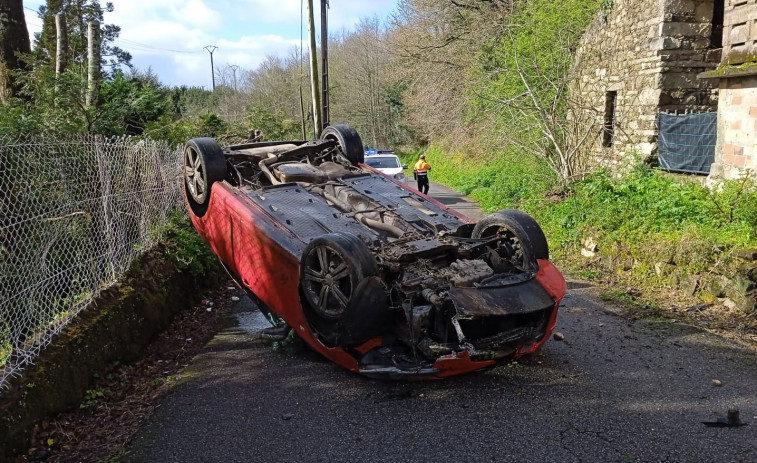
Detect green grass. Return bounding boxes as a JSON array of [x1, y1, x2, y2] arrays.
[[408, 143, 757, 304], [399, 145, 557, 211], [159, 210, 218, 278], [528, 164, 757, 272]]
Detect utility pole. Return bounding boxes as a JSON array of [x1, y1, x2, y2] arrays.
[[86, 20, 100, 108], [55, 13, 67, 74], [320, 0, 330, 129], [306, 0, 322, 137], [204, 45, 218, 91], [229, 64, 239, 92]]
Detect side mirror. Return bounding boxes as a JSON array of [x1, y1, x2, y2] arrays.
[[402, 164, 409, 169]]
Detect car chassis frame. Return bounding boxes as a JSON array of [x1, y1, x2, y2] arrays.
[[184, 125, 566, 379]]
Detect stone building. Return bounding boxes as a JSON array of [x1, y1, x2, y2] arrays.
[[572, 0, 723, 168], [701, 0, 757, 181]]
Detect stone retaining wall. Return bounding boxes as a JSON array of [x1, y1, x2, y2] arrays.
[[0, 241, 224, 460]]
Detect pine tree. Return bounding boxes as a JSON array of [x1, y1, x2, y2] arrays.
[[0, 0, 31, 102]]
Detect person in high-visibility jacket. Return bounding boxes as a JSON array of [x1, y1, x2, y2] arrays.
[[413, 154, 432, 194]]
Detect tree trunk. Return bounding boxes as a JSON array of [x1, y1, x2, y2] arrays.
[[55, 13, 68, 74], [0, 0, 31, 103]]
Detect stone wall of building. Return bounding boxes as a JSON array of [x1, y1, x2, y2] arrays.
[[706, 1, 757, 181], [722, 0, 757, 64], [572, 0, 720, 169], [711, 76, 757, 178]]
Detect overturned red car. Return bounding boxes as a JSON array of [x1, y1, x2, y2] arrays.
[[183, 124, 566, 379]]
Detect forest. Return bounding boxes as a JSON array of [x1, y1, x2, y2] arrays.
[[1, 0, 757, 330]]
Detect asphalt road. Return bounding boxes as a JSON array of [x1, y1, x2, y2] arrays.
[[126, 184, 757, 463]]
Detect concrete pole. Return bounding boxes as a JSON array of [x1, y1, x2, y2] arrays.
[[86, 20, 100, 108], [230, 64, 239, 92], [204, 45, 217, 91], [306, 0, 322, 137], [320, 0, 330, 129], [55, 13, 67, 74]]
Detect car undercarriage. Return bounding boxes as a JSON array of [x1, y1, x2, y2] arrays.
[[184, 124, 566, 378]]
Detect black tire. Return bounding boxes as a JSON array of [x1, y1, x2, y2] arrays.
[[184, 138, 227, 216], [320, 124, 364, 165], [300, 233, 387, 346], [472, 210, 549, 269]]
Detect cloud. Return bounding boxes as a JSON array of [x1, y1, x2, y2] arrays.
[[215, 0, 397, 29], [169, 0, 223, 29], [22, 0, 399, 87]]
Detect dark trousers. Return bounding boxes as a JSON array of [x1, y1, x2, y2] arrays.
[[417, 175, 429, 194]]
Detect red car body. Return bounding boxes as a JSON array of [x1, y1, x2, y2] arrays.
[[184, 126, 566, 379]]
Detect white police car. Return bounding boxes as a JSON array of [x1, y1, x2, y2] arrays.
[[363, 149, 408, 181]]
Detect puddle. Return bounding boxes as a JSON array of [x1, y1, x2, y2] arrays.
[[235, 310, 272, 334]]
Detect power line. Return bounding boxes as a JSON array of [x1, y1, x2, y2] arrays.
[[116, 38, 201, 55], [22, 7, 199, 56]]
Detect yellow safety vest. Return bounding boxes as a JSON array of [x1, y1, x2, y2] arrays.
[[414, 160, 431, 176]]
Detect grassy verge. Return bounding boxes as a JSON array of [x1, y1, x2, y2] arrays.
[[402, 144, 757, 335]]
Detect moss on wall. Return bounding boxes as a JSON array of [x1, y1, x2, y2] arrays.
[[0, 222, 224, 459]]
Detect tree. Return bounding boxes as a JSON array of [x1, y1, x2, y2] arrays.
[[0, 0, 31, 102], [470, 0, 601, 183], [387, 0, 514, 143], [34, 0, 130, 74], [329, 18, 396, 147]]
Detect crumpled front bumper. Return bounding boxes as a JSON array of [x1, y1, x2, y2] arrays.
[[357, 260, 567, 380]]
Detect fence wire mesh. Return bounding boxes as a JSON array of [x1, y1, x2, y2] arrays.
[[658, 111, 717, 175], [0, 135, 184, 391]]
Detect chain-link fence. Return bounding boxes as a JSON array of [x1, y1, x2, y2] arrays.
[[0, 135, 184, 391]]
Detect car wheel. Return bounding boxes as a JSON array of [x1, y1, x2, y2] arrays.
[[184, 138, 227, 216], [300, 233, 387, 346], [320, 124, 364, 165], [472, 209, 549, 269]]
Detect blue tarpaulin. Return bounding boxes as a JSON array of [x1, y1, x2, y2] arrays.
[[657, 112, 717, 175]]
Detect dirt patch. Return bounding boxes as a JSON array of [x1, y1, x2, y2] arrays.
[[15, 287, 235, 463]]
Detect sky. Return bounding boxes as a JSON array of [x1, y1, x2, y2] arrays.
[[22, 0, 398, 89]]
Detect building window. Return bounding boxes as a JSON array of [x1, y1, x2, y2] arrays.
[[603, 91, 617, 148], [711, 1, 724, 48]]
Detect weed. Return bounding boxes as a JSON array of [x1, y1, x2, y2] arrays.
[[80, 388, 110, 409], [159, 210, 217, 278]]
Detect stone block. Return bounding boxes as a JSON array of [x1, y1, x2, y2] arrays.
[[636, 142, 656, 156], [722, 290, 757, 314], [696, 1, 716, 21], [688, 38, 710, 49], [732, 273, 757, 296], [704, 275, 730, 298], [735, 249, 757, 261], [705, 48, 722, 63], [652, 36, 683, 50], [660, 72, 699, 89], [661, 21, 712, 37], [664, 0, 697, 16], [639, 87, 661, 105], [679, 274, 700, 296]]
